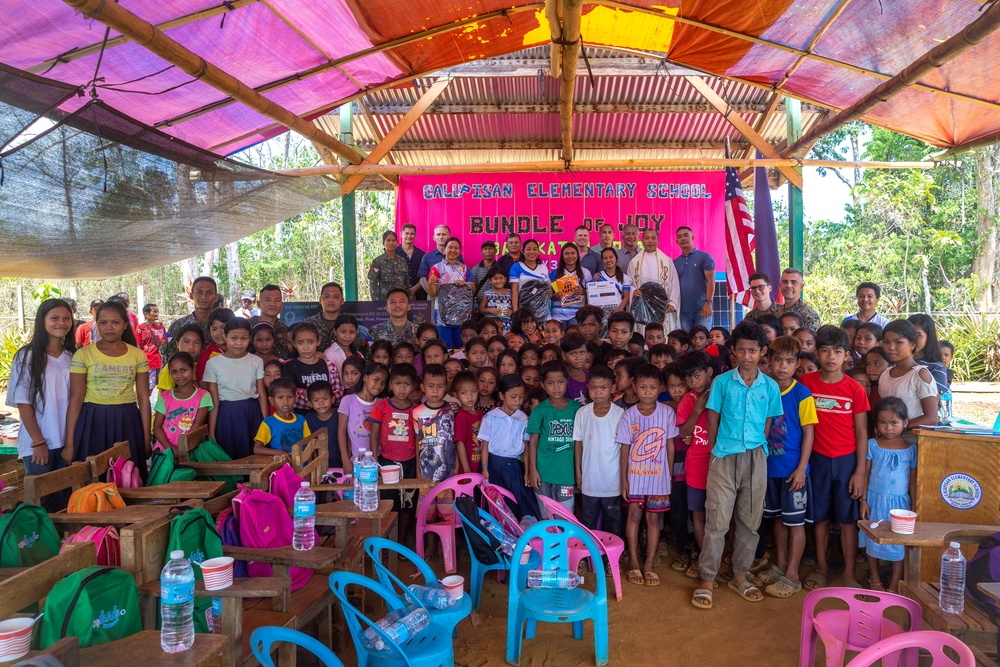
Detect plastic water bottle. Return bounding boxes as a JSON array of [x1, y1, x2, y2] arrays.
[[379, 608, 430, 648], [209, 597, 222, 633], [482, 519, 516, 555], [342, 474, 354, 501], [352, 450, 365, 507], [407, 584, 459, 609], [361, 608, 407, 649], [527, 569, 584, 589], [160, 550, 195, 653], [293, 481, 316, 551], [939, 391, 953, 423], [939, 542, 966, 614], [357, 451, 379, 512], [519, 515, 537, 531]]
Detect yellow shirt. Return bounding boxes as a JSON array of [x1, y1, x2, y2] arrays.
[[70, 344, 149, 405]]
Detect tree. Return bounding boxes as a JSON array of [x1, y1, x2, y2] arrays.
[[973, 145, 1000, 309], [808, 121, 867, 213]]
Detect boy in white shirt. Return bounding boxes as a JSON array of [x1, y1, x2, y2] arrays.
[[574, 365, 626, 537]]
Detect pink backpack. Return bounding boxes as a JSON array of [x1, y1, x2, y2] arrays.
[[109, 457, 141, 489], [60, 526, 121, 566], [231, 485, 313, 590], [268, 464, 306, 509]]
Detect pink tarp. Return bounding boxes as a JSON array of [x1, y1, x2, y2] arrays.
[[395, 171, 726, 269], [2, 1, 1000, 154]]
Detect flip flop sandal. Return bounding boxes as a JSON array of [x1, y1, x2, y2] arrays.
[[869, 579, 886, 592], [728, 580, 764, 603], [671, 555, 691, 572], [748, 572, 765, 588], [691, 588, 713, 610], [750, 555, 770, 573], [803, 571, 827, 591], [652, 553, 663, 568], [605, 562, 618, 578], [627, 569, 644, 586], [684, 562, 701, 579], [764, 576, 802, 599], [757, 565, 785, 586], [644, 571, 661, 587]]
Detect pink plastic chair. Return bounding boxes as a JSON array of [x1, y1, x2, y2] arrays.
[[537, 495, 625, 601], [845, 631, 975, 667], [481, 483, 522, 535], [800, 587, 922, 667], [416, 473, 484, 573]]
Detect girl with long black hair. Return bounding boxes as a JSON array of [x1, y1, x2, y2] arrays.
[[6, 299, 75, 509], [63, 300, 151, 479]]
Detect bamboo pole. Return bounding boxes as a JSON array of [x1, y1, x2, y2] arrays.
[[545, 0, 561, 78], [273, 157, 944, 177], [559, 0, 584, 163], [784, 1, 1000, 158], [61, 0, 365, 165]]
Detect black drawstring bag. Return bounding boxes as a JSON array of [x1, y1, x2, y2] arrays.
[[438, 282, 474, 326], [517, 278, 551, 322], [631, 281, 668, 324]]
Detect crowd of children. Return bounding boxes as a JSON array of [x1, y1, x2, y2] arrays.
[[10, 271, 958, 607]]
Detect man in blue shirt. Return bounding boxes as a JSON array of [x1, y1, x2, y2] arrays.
[[673, 226, 716, 331]]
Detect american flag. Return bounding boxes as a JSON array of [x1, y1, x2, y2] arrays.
[[725, 163, 756, 307]]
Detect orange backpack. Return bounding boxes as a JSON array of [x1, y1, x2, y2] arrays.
[[67, 483, 127, 513]]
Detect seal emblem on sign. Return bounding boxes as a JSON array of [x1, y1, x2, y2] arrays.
[[940, 473, 982, 510]]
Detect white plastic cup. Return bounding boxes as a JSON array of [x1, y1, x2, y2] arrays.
[[0, 617, 37, 661], [200, 556, 235, 590], [889, 509, 917, 535], [380, 464, 402, 484], [441, 575, 465, 600]]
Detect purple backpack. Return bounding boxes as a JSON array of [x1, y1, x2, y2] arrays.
[[232, 485, 313, 590], [966, 531, 1000, 619], [215, 508, 249, 579], [269, 464, 306, 509]]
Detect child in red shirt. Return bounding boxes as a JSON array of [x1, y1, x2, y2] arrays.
[[452, 371, 483, 474], [675, 351, 714, 577]]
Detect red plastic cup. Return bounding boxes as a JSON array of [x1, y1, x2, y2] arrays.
[[0, 617, 37, 662], [889, 509, 917, 535], [441, 575, 465, 600]]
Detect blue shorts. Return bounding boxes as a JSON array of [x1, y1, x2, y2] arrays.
[[809, 452, 859, 525], [763, 476, 812, 527], [687, 486, 706, 513], [627, 494, 670, 513]]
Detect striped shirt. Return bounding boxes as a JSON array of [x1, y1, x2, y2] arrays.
[[615, 403, 679, 496]]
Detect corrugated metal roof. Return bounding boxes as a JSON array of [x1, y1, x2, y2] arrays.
[[344, 46, 826, 171]]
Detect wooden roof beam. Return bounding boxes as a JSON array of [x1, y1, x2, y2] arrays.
[[684, 76, 802, 188], [61, 0, 363, 165], [785, 1, 1000, 158], [340, 78, 451, 196], [557, 0, 584, 163], [363, 101, 826, 115]]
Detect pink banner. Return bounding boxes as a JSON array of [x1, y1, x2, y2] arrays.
[[395, 171, 727, 270]]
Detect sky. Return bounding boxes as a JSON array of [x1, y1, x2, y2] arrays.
[[769, 167, 853, 223]]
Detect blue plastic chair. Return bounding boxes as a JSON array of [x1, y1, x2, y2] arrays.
[[364, 536, 472, 638], [457, 506, 540, 611], [328, 570, 455, 667], [505, 520, 609, 667], [249, 626, 346, 667]]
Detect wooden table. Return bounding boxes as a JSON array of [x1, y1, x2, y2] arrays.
[[48, 504, 169, 528], [858, 520, 998, 586], [118, 480, 225, 503], [79, 631, 227, 667], [315, 499, 394, 549], [979, 582, 1000, 605], [180, 455, 275, 477]]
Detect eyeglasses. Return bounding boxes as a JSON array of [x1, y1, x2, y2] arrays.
[[749, 284, 768, 291]]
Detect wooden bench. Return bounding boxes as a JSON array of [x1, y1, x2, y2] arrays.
[[290, 428, 329, 484], [0, 542, 226, 667], [22, 441, 131, 506], [178, 425, 282, 479]]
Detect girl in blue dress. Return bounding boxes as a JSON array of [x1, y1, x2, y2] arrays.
[[859, 397, 916, 592]]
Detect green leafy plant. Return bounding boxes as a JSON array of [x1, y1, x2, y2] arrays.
[[937, 313, 1000, 382], [0, 328, 30, 391], [31, 282, 62, 308]]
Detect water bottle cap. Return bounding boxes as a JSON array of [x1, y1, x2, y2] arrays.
[[170, 550, 184, 559], [950, 541, 960, 548], [301, 481, 309, 487]]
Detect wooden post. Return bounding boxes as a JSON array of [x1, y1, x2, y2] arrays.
[[786, 100, 804, 270], [340, 105, 359, 302], [16, 285, 24, 329], [558, 0, 583, 162]]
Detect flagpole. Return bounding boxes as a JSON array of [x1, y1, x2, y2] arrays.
[[729, 294, 736, 330]]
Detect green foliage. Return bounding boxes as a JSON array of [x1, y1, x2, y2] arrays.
[[0, 328, 30, 391], [31, 282, 61, 307], [936, 314, 1000, 382]]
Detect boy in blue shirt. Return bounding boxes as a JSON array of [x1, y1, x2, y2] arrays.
[[693, 320, 782, 610], [761, 336, 818, 598], [254, 378, 310, 455]]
